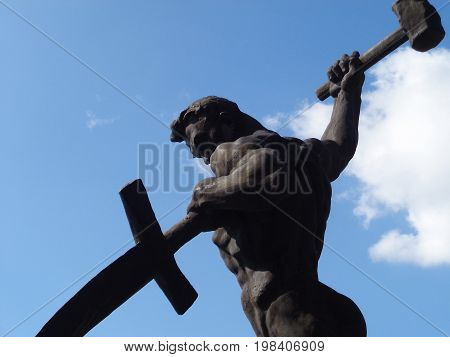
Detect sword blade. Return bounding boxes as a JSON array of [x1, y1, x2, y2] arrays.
[[36, 243, 162, 337]]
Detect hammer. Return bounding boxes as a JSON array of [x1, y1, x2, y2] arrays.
[[316, 0, 445, 101], [37, 179, 204, 336]]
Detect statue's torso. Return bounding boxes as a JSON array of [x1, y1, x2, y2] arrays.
[[209, 131, 332, 328]]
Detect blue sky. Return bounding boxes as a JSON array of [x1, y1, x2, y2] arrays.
[[1, 0, 449, 337]]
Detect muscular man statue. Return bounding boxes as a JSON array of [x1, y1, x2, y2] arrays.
[[170, 52, 367, 337]]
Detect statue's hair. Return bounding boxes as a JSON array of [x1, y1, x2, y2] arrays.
[[170, 96, 241, 142]]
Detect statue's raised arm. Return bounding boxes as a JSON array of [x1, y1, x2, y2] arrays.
[[309, 51, 365, 182]]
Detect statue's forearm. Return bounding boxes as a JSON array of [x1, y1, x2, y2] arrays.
[[322, 90, 361, 151], [196, 168, 287, 213], [197, 178, 274, 212], [320, 90, 362, 179]]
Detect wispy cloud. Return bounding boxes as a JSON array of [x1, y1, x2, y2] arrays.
[[262, 112, 284, 130], [85, 110, 116, 130], [269, 48, 450, 267]]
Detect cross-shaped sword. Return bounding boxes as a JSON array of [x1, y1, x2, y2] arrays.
[[37, 179, 201, 337]]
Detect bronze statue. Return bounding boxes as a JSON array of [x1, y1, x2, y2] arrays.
[[37, 0, 445, 337], [37, 53, 367, 337], [168, 51, 366, 336]]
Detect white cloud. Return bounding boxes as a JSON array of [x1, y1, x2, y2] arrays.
[[289, 102, 332, 139], [262, 112, 285, 130], [281, 47, 450, 266], [85, 110, 116, 129]]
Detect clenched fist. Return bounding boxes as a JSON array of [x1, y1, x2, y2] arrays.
[[328, 51, 365, 98]]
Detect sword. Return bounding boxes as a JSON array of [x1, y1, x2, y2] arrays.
[[37, 179, 202, 337]]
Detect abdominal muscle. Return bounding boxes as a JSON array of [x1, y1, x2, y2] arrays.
[[212, 226, 318, 336]]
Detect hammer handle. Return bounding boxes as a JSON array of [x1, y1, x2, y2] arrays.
[[316, 27, 408, 101]]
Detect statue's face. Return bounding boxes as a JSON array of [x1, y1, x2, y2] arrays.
[[183, 105, 233, 164]]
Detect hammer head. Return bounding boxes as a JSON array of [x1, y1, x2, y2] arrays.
[[393, 0, 445, 52]]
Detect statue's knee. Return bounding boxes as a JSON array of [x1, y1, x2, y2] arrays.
[[265, 293, 317, 337]]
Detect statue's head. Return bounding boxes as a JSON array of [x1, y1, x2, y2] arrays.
[[170, 96, 263, 163]]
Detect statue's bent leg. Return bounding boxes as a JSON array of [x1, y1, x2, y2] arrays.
[[265, 282, 366, 337]]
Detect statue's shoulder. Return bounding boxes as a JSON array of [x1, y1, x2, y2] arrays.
[[233, 131, 317, 162], [284, 137, 328, 160], [236, 130, 298, 147], [213, 131, 312, 165]]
